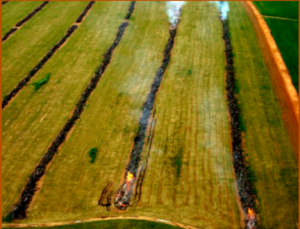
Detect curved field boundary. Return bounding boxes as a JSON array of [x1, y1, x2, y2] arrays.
[[2, 217, 197, 229], [2, 1, 94, 109], [2, 2, 49, 42], [4, 1, 135, 221], [241, 1, 299, 156]]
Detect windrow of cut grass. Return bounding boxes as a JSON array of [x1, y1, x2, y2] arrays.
[[2, 1, 87, 98], [2, 1, 131, 218], [2, 2, 50, 42], [24, 2, 241, 228], [2, 1, 94, 109], [24, 1, 170, 223], [229, 2, 298, 228], [2, 1, 41, 35]]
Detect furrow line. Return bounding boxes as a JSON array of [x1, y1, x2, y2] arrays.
[[2, 1, 94, 109], [2, 1, 49, 42]]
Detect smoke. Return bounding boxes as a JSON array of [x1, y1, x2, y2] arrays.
[[210, 1, 229, 20], [166, 1, 186, 27]]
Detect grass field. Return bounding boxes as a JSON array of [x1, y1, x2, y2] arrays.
[[2, 2, 298, 229], [229, 2, 298, 228], [2, 1, 130, 217], [5, 219, 182, 229], [254, 1, 299, 92], [2, 1, 87, 97], [21, 2, 241, 228], [1, 1, 42, 35]]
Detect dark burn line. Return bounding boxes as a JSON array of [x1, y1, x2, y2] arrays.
[[2, 1, 49, 42], [2, 1, 8, 5], [2, 1, 94, 109], [221, 19, 257, 229], [114, 21, 180, 210], [76, 1, 94, 23], [4, 1, 135, 221]]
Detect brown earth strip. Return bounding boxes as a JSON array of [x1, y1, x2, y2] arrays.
[[241, 1, 299, 159], [2, 1, 94, 110], [2, 2, 49, 42]]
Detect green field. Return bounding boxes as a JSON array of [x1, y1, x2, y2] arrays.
[[5, 219, 182, 229], [2, 1, 129, 216], [2, 1, 42, 35], [254, 1, 299, 92], [2, 1, 87, 97], [2, 2, 298, 229]]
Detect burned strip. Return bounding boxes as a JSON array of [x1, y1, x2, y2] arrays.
[[2, 1, 49, 42], [76, 1, 95, 23], [2, 1, 94, 109], [114, 4, 184, 211], [4, 2, 135, 221], [2, 1, 8, 5], [219, 4, 258, 229]]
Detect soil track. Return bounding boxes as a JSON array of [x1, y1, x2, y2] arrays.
[[241, 1, 299, 158], [2, 216, 197, 229]]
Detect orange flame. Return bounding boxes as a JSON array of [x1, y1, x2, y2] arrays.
[[247, 208, 255, 219], [126, 172, 134, 182]]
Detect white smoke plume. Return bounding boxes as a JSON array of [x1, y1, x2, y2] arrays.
[[166, 1, 186, 27], [210, 1, 229, 20]]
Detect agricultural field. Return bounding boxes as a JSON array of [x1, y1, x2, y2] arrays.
[[254, 1, 299, 92], [2, 1, 298, 229]]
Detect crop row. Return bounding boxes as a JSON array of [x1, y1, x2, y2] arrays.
[[2, 2, 49, 42], [221, 19, 257, 229], [2, 1, 94, 109], [4, 1, 135, 221]]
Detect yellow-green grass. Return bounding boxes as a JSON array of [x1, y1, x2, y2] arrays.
[[2, 1, 42, 35], [229, 2, 298, 229], [2, 1, 130, 217], [2, 1, 87, 98], [4, 219, 183, 229], [25, 0, 172, 223], [24, 2, 241, 228]]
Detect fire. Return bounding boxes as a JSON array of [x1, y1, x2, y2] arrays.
[[247, 208, 255, 219], [126, 172, 134, 182]]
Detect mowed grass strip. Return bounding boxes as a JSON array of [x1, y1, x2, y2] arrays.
[[24, 1, 170, 223], [254, 1, 299, 92], [229, 2, 298, 228], [2, 1, 130, 217], [27, 2, 241, 228], [1, 1, 42, 35], [128, 2, 241, 228], [2, 1, 87, 98]]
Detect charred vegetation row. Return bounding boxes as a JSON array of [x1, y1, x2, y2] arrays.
[[221, 19, 257, 229], [2, 28, 17, 42], [2, 1, 49, 42], [75, 1, 94, 23], [2, 1, 8, 5], [4, 2, 135, 221], [114, 24, 179, 211], [2, 1, 94, 109]]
